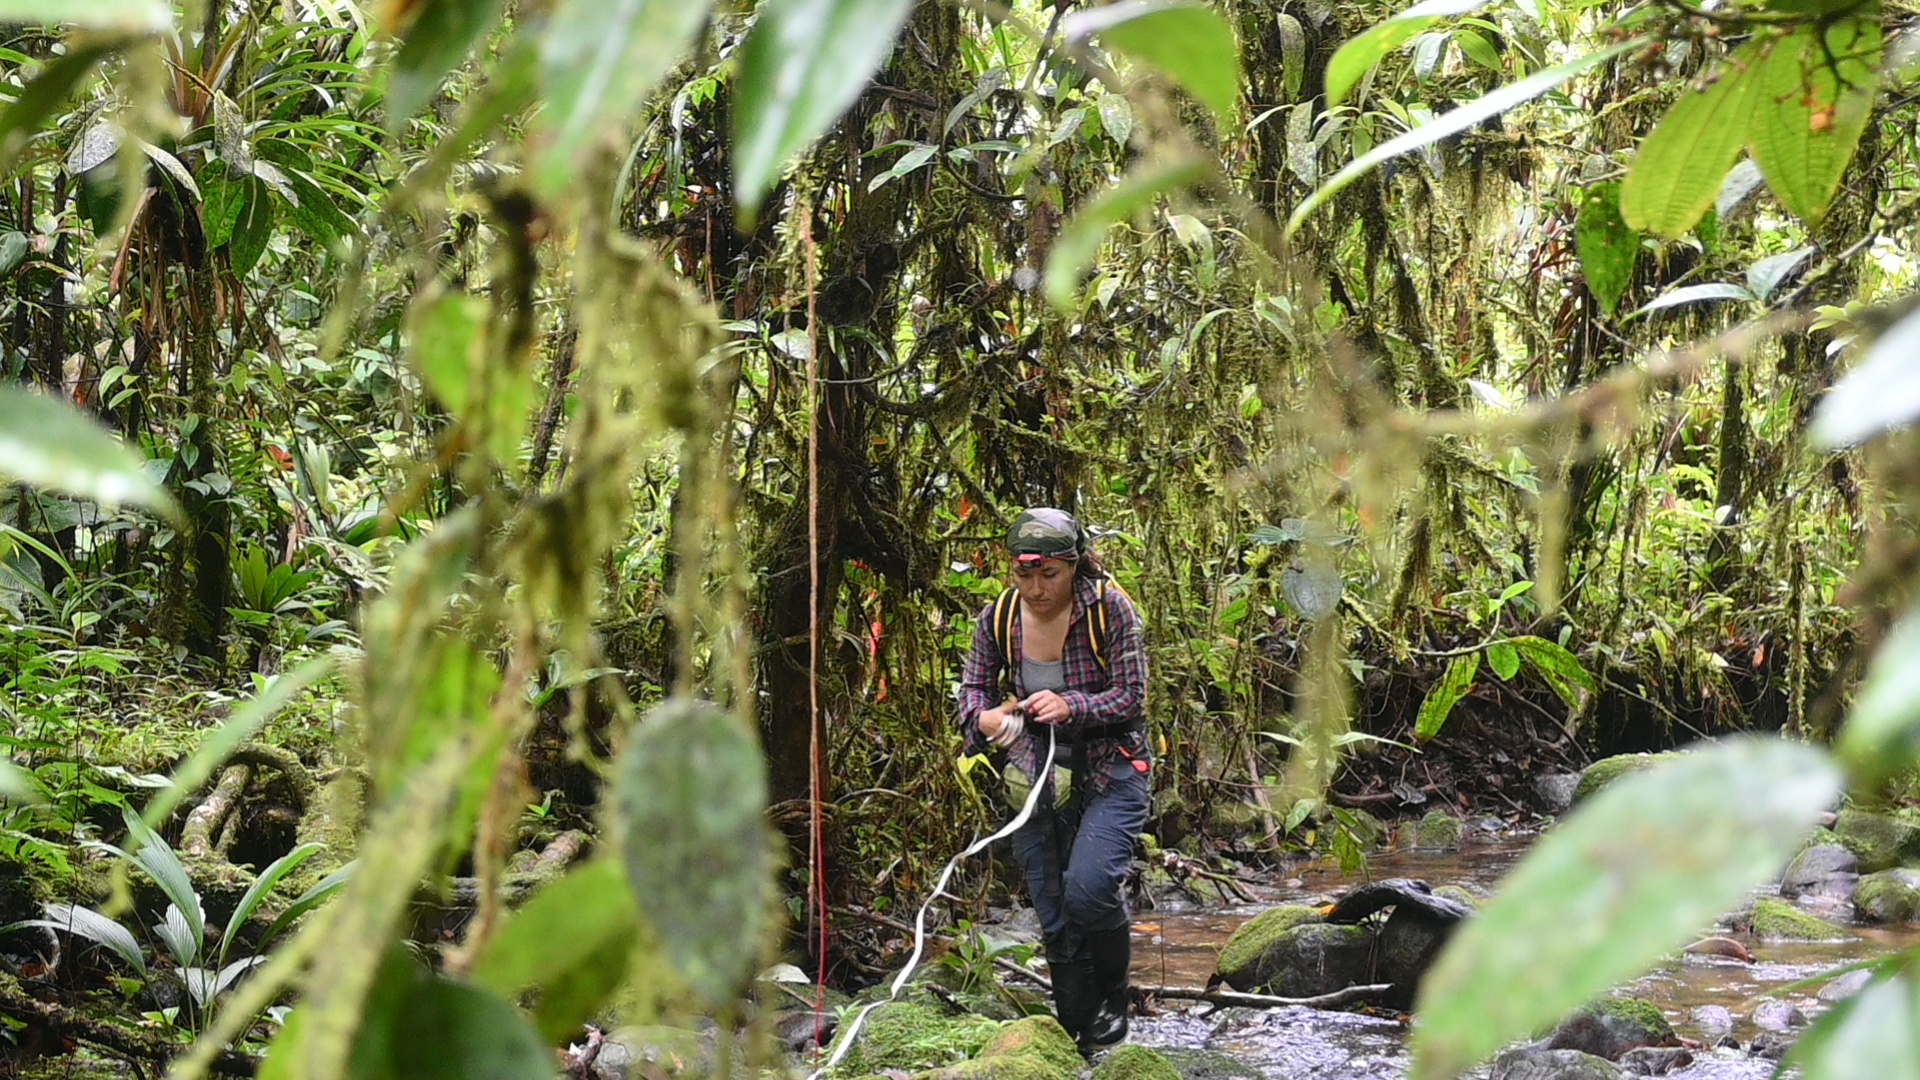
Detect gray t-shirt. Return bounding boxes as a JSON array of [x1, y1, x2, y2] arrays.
[[1021, 656, 1068, 696]]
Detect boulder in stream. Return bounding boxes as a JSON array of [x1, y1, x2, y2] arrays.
[[1616, 1046, 1693, 1076], [1534, 772, 1581, 814], [1832, 809, 1920, 872], [1492, 1047, 1627, 1080], [1779, 843, 1858, 902], [1213, 904, 1323, 989], [1222, 922, 1376, 998], [1412, 810, 1462, 851], [1854, 867, 1920, 923], [1325, 877, 1474, 1007], [1572, 754, 1679, 804], [1089, 1043, 1184, 1080], [1543, 997, 1674, 1060]]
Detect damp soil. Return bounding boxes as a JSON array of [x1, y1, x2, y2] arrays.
[[1113, 838, 1920, 1080]]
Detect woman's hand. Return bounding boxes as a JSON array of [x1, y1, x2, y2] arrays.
[[979, 703, 1026, 747], [1019, 690, 1070, 726]]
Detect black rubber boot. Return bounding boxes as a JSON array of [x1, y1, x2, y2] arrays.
[[1082, 925, 1132, 1050], [1046, 947, 1094, 1046]]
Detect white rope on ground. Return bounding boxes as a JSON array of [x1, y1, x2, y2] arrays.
[[805, 724, 1058, 1080]]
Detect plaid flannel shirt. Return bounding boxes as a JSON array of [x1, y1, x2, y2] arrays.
[[956, 574, 1150, 789]]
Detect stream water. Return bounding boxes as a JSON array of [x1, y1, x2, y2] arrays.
[[1116, 833, 1920, 1080]]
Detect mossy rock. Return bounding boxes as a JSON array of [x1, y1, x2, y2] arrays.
[[830, 1000, 1001, 1076], [1432, 884, 1481, 910], [912, 1016, 1082, 1080], [1748, 898, 1855, 942], [1854, 868, 1920, 923], [1151, 1048, 1266, 1080], [1214, 904, 1324, 983], [1572, 754, 1679, 803], [1222, 922, 1373, 997], [1414, 810, 1462, 851], [1545, 996, 1674, 1059], [1833, 809, 1920, 873], [1092, 1044, 1183, 1080], [1340, 807, 1388, 847]]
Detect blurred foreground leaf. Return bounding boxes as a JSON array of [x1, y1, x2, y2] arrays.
[[1811, 303, 1920, 448], [0, 385, 177, 517], [617, 698, 774, 1006], [1410, 738, 1840, 1080], [1064, 1, 1243, 128]]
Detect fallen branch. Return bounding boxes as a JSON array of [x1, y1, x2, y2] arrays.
[[1144, 982, 1395, 1010], [0, 980, 261, 1076], [182, 764, 251, 858]]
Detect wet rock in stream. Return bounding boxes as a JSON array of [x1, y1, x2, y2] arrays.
[[1778, 844, 1857, 904], [1491, 1048, 1625, 1080]]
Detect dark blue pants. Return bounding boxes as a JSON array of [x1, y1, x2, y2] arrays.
[[1011, 750, 1149, 957]]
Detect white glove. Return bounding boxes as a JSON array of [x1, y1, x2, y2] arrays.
[[990, 710, 1026, 748]]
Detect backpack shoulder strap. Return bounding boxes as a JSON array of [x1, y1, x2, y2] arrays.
[[990, 587, 1021, 678], [1089, 579, 1112, 671]]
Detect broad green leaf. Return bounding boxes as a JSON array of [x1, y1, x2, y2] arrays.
[[1624, 281, 1754, 319], [1811, 304, 1920, 447], [142, 657, 334, 830], [1045, 156, 1208, 310], [199, 172, 244, 249], [1509, 634, 1594, 709], [1064, 1, 1243, 128], [1415, 653, 1479, 742], [0, 761, 42, 803], [470, 858, 639, 1041], [731, 0, 914, 222], [617, 699, 774, 1006], [1324, 0, 1486, 107], [252, 140, 357, 250], [534, 0, 711, 199], [1748, 17, 1880, 228], [1410, 739, 1842, 1080], [1487, 639, 1520, 680], [386, 0, 508, 128], [1786, 972, 1920, 1080], [0, 385, 176, 516], [228, 176, 274, 277], [1620, 39, 1762, 238], [1574, 182, 1636, 317], [0, 0, 167, 29], [1835, 595, 1920, 782], [1289, 40, 1639, 237], [392, 979, 556, 1080]]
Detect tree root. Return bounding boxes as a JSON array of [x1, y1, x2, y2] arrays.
[[0, 979, 261, 1076], [182, 764, 251, 858], [440, 829, 592, 906]]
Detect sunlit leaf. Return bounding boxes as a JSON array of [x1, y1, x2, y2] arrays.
[[1289, 39, 1639, 237], [1280, 557, 1342, 620], [1414, 653, 1479, 741], [1574, 182, 1636, 318], [1748, 17, 1880, 228], [731, 0, 914, 222], [0, 762, 42, 803], [535, 0, 711, 198], [1410, 739, 1841, 1080], [0, 0, 168, 30], [1045, 156, 1208, 310], [0, 385, 176, 516], [1812, 303, 1920, 447], [617, 698, 774, 1006], [470, 858, 639, 1041], [1064, 0, 1243, 128], [1620, 39, 1762, 239], [1324, 0, 1486, 107], [1624, 281, 1753, 320], [11, 903, 147, 977], [386, 0, 509, 128], [1746, 244, 1816, 305]]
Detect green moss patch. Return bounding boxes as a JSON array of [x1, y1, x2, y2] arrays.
[[828, 1001, 1001, 1077], [1749, 898, 1855, 942], [1092, 1044, 1184, 1080], [1214, 904, 1324, 983], [911, 1016, 1082, 1080], [1573, 754, 1678, 803], [1833, 809, 1920, 873], [1414, 811, 1463, 850]]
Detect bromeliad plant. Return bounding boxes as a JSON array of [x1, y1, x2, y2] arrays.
[[2, 809, 351, 1034]]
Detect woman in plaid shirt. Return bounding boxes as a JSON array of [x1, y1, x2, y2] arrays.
[[958, 507, 1151, 1053]]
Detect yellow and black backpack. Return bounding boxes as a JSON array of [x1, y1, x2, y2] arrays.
[[988, 578, 1132, 687]]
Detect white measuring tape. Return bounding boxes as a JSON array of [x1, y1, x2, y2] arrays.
[[805, 723, 1060, 1078]]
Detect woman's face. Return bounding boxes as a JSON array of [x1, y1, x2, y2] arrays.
[[1013, 556, 1075, 614]]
